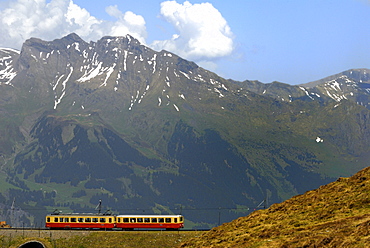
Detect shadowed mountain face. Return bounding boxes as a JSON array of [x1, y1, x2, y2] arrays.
[[0, 33, 369, 228]]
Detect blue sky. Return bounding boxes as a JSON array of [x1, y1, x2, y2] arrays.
[[0, 0, 369, 85]]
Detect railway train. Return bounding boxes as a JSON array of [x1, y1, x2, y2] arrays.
[[45, 212, 184, 230]]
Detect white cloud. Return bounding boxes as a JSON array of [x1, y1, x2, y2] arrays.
[[0, 0, 147, 49], [0, 0, 233, 71], [105, 6, 147, 44], [151, 1, 234, 61]]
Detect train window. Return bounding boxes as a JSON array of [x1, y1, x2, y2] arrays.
[[180, 217, 183, 222], [165, 218, 171, 223], [60, 218, 64, 222], [100, 218, 106, 223], [130, 218, 136, 223], [109, 218, 112, 223], [151, 218, 157, 223], [92, 218, 98, 223], [158, 218, 164, 223], [65, 218, 69, 222], [174, 218, 177, 223], [117, 218, 121, 223], [85, 218, 91, 223], [137, 218, 143, 223], [71, 218, 76, 222], [123, 218, 129, 223], [47, 217, 50, 222], [54, 217, 58, 222], [78, 218, 84, 222], [144, 218, 150, 223]]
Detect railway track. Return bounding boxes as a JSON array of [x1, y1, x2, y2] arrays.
[[0, 227, 209, 232]]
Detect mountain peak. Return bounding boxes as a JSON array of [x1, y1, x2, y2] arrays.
[[62, 33, 84, 43], [301, 68, 370, 88]]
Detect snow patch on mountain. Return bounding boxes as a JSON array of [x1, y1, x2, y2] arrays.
[[173, 104, 179, 111], [0, 60, 17, 85], [54, 66, 73, 109], [78, 62, 103, 82]]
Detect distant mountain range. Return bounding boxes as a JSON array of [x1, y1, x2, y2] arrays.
[[0, 33, 369, 228]]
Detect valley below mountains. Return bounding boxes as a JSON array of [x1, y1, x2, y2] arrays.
[[0, 33, 370, 228]]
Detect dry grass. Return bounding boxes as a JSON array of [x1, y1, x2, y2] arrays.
[[52, 231, 202, 248], [179, 167, 370, 247], [0, 230, 203, 248]]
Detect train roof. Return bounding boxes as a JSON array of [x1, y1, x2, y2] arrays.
[[116, 214, 183, 218], [47, 213, 113, 216]]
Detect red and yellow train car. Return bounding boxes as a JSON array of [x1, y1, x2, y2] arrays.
[[115, 214, 184, 230], [45, 214, 115, 229]]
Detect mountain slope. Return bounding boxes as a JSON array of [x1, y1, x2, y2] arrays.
[[233, 68, 370, 109], [0, 34, 369, 228]]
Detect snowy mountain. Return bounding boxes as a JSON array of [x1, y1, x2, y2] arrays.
[[231, 68, 370, 108], [0, 33, 370, 228]]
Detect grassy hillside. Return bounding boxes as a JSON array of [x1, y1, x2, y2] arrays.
[[179, 166, 370, 247]]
